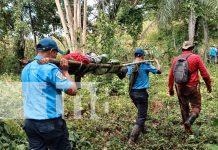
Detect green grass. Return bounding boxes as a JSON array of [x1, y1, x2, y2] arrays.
[[0, 65, 217, 149]]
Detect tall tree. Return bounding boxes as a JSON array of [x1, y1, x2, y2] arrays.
[[56, 0, 72, 48], [82, 0, 87, 54], [158, 0, 218, 47], [55, 0, 88, 52], [0, 0, 64, 73]]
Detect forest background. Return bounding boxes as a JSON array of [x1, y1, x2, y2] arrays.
[[0, 0, 217, 149]]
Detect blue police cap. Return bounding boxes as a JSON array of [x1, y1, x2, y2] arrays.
[[36, 37, 64, 54], [134, 48, 145, 56]]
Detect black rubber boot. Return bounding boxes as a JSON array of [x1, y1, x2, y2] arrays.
[[184, 113, 198, 128], [128, 125, 142, 144], [141, 125, 149, 134]]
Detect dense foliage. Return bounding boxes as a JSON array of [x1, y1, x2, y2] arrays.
[[0, 65, 217, 149], [0, 0, 217, 149]]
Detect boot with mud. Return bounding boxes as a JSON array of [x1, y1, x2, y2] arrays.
[[184, 112, 198, 128], [128, 124, 142, 145], [184, 125, 193, 134]]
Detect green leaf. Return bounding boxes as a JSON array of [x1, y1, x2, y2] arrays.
[[204, 144, 218, 150], [16, 144, 26, 150], [212, 118, 218, 126]]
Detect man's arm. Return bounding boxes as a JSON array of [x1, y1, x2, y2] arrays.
[[154, 59, 161, 74], [168, 59, 175, 96], [198, 56, 212, 93], [60, 58, 77, 95]]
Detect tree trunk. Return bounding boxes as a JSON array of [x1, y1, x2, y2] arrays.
[[27, 2, 36, 47], [74, 0, 78, 51], [77, 0, 82, 50], [188, 8, 196, 44], [13, 1, 25, 73], [202, 17, 209, 63], [15, 33, 25, 73], [64, 0, 75, 51], [19, 35, 25, 60], [172, 27, 177, 51], [55, 0, 72, 49], [101, 0, 105, 11], [82, 0, 87, 54]]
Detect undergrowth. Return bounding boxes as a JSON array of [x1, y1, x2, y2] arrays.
[[0, 65, 217, 150]]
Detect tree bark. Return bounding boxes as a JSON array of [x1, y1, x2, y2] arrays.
[[102, 0, 105, 11], [82, 0, 87, 54], [188, 8, 196, 44], [64, 0, 75, 51], [55, 0, 72, 49], [27, 2, 36, 47], [202, 17, 209, 63], [15, 33, 25, 73], [77, 0, 82, 50], [172, 26, 177, 51], [74, 0, 78, 50]]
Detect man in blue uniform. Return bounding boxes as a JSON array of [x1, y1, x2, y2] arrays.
[[127, 48, 161, 144], [21, 37, 77, 149], [210, 46, 217, 64]]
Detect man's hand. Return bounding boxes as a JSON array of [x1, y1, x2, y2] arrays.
[[207, 86, 212, 93], [60, 58, 69, 72], [203, 77, 212, 94], [60, 58, 77, 96], [169, 90, 174, 96], [154, 58, 161, 73], [154, 58, 159, 65], [19, 58, 29, 64], [37, 58, 50, 64]]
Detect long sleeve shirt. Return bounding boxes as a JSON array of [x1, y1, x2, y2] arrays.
[[168, 51, 211, 93]]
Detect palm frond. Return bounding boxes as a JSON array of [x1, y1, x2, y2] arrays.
[[198, 0, 218, 12], [158, 0, 180, 25]]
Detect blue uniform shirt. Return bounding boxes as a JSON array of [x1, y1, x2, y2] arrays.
[[210, 47, 217, 57], [21, 56, 72, 120], [127, 62, 159, 89]]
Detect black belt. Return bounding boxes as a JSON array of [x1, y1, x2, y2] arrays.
[[131, 88, 147, 92], [25, 116, 62, 122]]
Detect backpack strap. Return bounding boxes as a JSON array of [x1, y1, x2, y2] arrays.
[[184, 53, 192, 60], [178, 53, 192, 60], [129, 64, 140, 92]]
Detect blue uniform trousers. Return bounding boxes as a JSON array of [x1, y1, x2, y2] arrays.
[[129, 89, 149, 127], [23, 117, 72, 150]]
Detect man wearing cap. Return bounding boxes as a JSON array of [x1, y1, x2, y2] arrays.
[[127, 48, 161, 144], [21, 37, 77, 149], [168, 41, 212, 134]]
